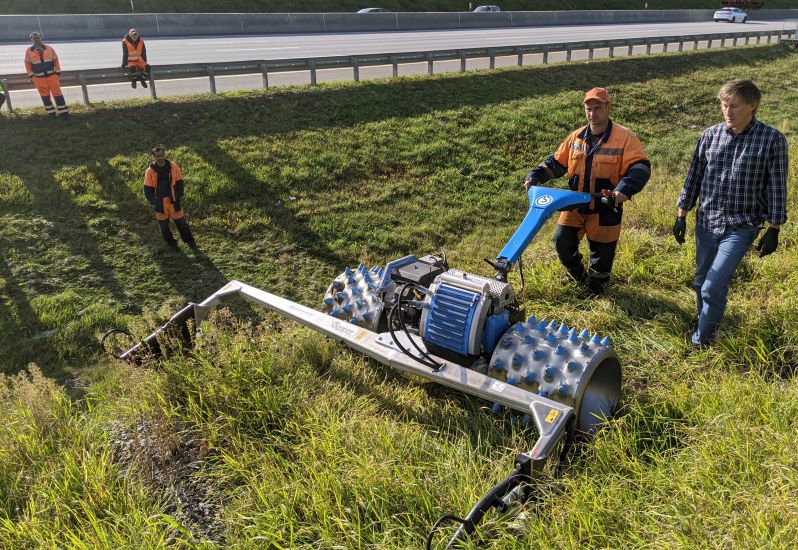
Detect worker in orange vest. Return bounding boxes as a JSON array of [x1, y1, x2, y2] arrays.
[[24, 32, 68, 117], [122, 28, 149, 89], [144, 147, 197, 249]]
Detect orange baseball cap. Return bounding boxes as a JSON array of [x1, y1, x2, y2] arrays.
[[584, 87, 611, 104]]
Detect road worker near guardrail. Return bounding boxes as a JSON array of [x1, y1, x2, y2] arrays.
[[24, 32, 68, 117], [122, 28, 149, 89], [144, 147, 197, 250], [524, 87, 651, 295], [673, 79, 787, 347]]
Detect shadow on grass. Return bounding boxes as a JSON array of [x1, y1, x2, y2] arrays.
[[192, 142, 351, 271], [717, 308, 798, 380], [311, 351, 522, 450], [16, 172, 131, 303], [610, 286, 692, 329], [3, 47, 788, 157], [568, 398, 689, 472], [0, 253, 49, 375], [0, 171, 134, 374], [86, 159, 234, 298], [618, 398, 689, 463]]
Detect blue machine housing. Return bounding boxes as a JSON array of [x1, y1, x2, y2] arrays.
[[420, 271, 495, 357], [482, 311, 510, 354], [422, 284, 482, 356], [389, 187, 593, 362]]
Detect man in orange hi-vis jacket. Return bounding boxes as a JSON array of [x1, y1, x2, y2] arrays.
[[524, 87, 651, 294], [144, 147, 197, 249], [24, 32, 69, 117], [121, 28, 149, 89]]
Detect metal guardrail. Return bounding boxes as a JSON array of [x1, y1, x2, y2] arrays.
[[1, 29, 793, 112]]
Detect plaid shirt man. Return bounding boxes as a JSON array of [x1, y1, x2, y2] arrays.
[[678, 118, 788, 235]]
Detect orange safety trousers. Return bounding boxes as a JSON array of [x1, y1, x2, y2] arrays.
[[155, 198, 185, 221], [558, 210, 620, 243], [33, 74, 62, 98], [127, 60, 148, 72]]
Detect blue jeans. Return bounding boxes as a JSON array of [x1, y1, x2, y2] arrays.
[[692, 223, 760, 344]]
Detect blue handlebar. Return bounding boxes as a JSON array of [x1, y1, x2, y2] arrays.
[[496, 186, 592, 265]]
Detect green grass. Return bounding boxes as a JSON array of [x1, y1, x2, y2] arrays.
[[3, 1, 796, 15], [2, 44, 798, 548]]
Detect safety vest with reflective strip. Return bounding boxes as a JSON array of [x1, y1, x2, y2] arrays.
[[123, 36, 145, 62], [24, 45, 60, 77], [552, 120, 649, 209]]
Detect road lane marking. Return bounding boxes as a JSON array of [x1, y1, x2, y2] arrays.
[[215, 47, 301, 52], [186, 40, 255, 45]]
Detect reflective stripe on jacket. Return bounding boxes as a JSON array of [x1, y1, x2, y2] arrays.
[[122, 36, 147, 64], [24, 45, 60, 77], [552, 120, 650, 211]]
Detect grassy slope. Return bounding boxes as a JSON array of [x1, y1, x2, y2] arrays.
[[3, 1, 795, 15], [2, 45, 798, 547]]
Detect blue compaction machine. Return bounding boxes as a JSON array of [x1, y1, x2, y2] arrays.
[[114, 187, 622, 548]]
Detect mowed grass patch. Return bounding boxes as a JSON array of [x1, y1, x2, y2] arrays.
[[1, 45, 798, 547]]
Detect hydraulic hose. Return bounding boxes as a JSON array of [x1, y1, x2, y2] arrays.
[[100, 327, 133, 357], [388, 283, 445, 371], [443, 468, 528, 549], [426, 417, 575, 549], [387, 301, 441, 371], [116, 302, 197, 363]]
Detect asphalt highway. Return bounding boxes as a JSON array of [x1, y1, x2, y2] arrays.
[[1, 19, 795, 109]]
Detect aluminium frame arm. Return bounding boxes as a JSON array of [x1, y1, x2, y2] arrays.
[[120, 279, 574, 462]]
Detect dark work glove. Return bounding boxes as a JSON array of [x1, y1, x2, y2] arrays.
[[599, 189, 617, 208], [756, 226, 780, 257], [673, 216, 686, 245]]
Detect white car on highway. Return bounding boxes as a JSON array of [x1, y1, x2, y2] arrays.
[[713, 7, 747, 23]]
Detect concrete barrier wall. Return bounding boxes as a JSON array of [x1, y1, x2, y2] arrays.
[[1, 9, 796, 42], [323, 12, 398, 32], [241, 13, 327, 34]]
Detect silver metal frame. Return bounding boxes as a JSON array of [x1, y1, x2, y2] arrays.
[[1, 28, 792, 111], [192, 280, 574, 460]]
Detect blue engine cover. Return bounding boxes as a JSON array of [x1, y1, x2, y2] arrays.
[[482, 310, 510, 354], [422, 283, 483, 356]]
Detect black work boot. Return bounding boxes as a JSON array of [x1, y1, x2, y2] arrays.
[[587, 273, 611, 295], [54, 96, 69, 117], [140, 76, 148, 88], [158, 220, 178, 248], [174, 217, 196, 249], [564, 266, 587, 285]]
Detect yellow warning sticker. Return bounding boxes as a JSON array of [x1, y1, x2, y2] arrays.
[[545, 409, 560, 424], [354, 330, 367, 341]]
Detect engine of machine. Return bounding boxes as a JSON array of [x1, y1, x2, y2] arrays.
[[323, 255, 514, 355], [321, 253, 619, 430]]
